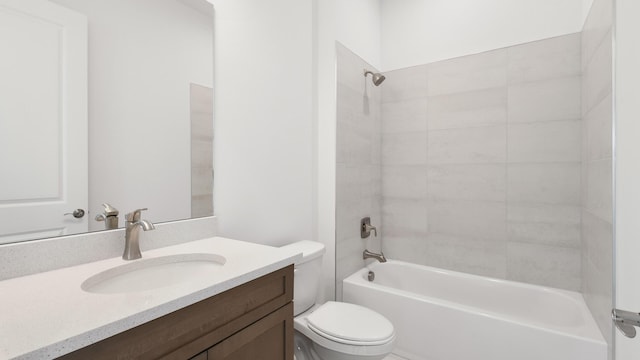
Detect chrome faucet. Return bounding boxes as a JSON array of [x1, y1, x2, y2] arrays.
[[122, 208, 155, 260], [363, 249, 387, 263]]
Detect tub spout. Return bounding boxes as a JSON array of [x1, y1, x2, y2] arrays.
[[363, 249, 387, 263]]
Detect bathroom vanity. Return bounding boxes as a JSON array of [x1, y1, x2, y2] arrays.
[[0, 237, 298, 359], [61, 266, 293, 360]]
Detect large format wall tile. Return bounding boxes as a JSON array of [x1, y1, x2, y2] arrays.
[[190, 84, 213, 218], [336, 120, 372, 164], [508, 76, 581, 123], [335, 44, 382, 300], [427, 164, 505, 202], [581, 0, 613, 353], [382, 165, 428, 199], [507, 203, 581, 248], [382, 97, 428, 133], [586, 94, 613, 161], [427, 87, 507, 130], [581, 212, 613, 355], [582, 256, 613, 353], [582, 0, 613, 66], [382, 132, 428, 165], [508, 33, 581, 84], [382, 64, 428, 102], [427, 199, 506, 241], [381, 236, 429, 265], [377, 33, 584, 292], [336, 164, 378, 204], [338, 27, 613, 350], [428, 125, 506, 164], [583, 33, 612, 114], [423, 233, 507, 278], [586, 158, 613, 223], [382, 197, 428, 239], [507, 120, 581, 163], [427, 49, 507, 96], [191, 139, 213, 168], [583, 210, 613, 275], [336, 198, 380, 242], [507, 242, 581, 291], [508, 163, 581, 205], [337, 84, 375, 164]]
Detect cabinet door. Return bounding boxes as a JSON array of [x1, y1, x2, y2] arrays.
[[190, 352, 208, 360], [208, 303, 293, 360]]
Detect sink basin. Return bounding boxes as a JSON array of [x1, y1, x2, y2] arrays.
[[81, 253, 226, 294]]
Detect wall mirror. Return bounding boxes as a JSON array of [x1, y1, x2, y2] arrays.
[[0, 0, 214, 244]]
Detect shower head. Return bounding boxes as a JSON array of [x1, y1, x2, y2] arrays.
[[364, 69, 386, 86]]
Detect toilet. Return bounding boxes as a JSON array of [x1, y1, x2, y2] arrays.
[[281, 241, 395, 360]]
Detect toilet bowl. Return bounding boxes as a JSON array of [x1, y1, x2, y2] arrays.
[[281, 241, 395, 360]]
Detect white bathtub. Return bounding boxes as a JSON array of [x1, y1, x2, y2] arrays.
[[343, 260, 607, 360]]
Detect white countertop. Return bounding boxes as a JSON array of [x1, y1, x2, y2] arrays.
[[0, 237, 300, 359]]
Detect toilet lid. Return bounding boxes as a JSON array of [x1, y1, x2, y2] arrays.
[[306, 301, 395, 345]]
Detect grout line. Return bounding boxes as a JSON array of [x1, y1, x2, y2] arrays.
[[507, 72, 582, 87]]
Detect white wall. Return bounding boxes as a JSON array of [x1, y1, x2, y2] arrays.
[[615, 0, 640, 357], [329, 1, 382, 69], [52, 0, 213, 228], [211, 0, 381, 302], [211, 0, 314, 246], [211, 0, 382, 302], [381, 0, 586, 70]]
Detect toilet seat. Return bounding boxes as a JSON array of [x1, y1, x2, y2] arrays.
[[306, 302, 395, 345], [293, 302, 396, 358]]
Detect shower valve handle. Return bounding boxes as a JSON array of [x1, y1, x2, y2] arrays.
[[360, 217, 377, 238], [364, 224, 377, 237]]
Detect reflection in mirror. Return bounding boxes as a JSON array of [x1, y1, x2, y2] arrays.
[[0, 0, 214, 245]]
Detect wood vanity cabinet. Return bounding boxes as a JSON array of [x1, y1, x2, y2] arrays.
[[59, 265, 294, 360]]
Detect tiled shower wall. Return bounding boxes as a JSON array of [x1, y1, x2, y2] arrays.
[[335, 44, 382, 300], [581, 0, 614, 353], [381, 33, 583, 291], [336, 8, 614, 352], [190, 84, 214, 218]]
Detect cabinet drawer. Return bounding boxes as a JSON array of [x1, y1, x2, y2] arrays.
[[60, 265, 293, 360]]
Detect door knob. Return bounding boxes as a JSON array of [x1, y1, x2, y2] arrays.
[[64, 209, 86, 219]]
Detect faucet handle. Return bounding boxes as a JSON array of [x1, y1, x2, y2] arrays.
[[366, 224, 378, 237], [101, 203, 119, 216], [126, 208, 148, 222], [360, 217, 378, 238]]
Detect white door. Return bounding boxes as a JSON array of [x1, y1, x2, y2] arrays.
[[0, 0, 87, 244], [614, 0, 640, 359]]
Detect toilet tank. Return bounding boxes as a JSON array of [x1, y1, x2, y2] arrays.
[[280, 240, 325, 316]]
